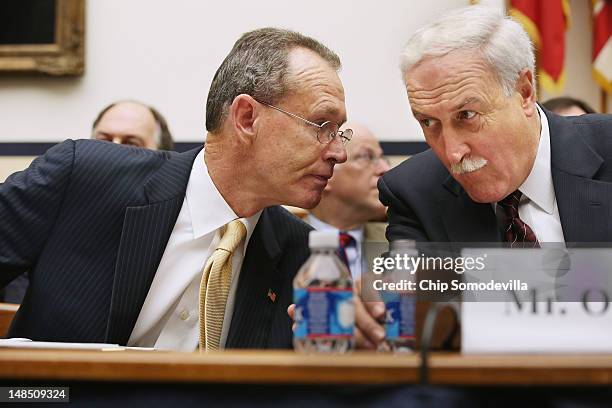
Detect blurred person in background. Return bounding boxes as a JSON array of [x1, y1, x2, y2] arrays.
[[92, 100, 174, 151], [307, 122, 390, 278], [542, 96, 596, 116], [0, 100, 175, 304]]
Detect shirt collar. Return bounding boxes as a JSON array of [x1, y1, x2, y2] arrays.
[[517, 105, 555, 215], [306, 214, 364, 245], [186, 149, 261, 240]]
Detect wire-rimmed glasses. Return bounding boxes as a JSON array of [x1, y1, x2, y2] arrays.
[[254, 99, 352, 145]]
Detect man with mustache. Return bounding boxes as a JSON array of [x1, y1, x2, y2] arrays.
[[356, 6, 612, 348], [0, 28, 350, 350], [379, 6, 612, 245]]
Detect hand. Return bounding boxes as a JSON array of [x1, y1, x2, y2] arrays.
[[287, 304, 296, 332]]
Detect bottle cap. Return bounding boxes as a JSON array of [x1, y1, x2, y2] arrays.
[[309, 230, 339, 249], [390, 239, 417, 254], [390, 239, 416, 249]]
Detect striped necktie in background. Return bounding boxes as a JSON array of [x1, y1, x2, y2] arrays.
[[337, 231, 356, 274]]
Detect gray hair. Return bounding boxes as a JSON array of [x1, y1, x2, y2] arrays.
[[206, 27, 341, 133], [399, 6, 535, 97]]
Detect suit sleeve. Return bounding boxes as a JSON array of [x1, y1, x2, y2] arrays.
[[0, 140, 76, 286], [378, 175, 429, 242]]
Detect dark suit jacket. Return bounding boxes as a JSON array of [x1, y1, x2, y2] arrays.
[[379, 109, 612, 243], [0, 140, 311, 348]]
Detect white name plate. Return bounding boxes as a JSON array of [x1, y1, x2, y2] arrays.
[[462, 301, 612, 353], [460, 247, 612, 353]]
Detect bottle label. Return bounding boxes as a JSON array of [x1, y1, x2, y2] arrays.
[[294, 287, 354, 339], [383, 292, 416, 339]]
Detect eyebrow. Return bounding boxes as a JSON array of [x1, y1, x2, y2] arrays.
[[95, 132, 144, 139], [315, 105, 346, 125], [452, 97, 480, 111], [410, 97, 482, 119]]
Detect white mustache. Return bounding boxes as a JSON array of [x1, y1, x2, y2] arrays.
[[450, 156, 488, 175]]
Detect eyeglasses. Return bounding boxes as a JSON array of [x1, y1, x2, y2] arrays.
[[254, 99, 352, 145], [352, 151, 391, 168]]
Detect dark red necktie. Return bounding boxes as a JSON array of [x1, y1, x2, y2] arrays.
[[499, 190, 540, 248], [337, 232, 355, 272]]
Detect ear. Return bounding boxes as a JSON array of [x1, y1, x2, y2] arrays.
[[516, 68, 537, 117], [229, 94, 259, 142]]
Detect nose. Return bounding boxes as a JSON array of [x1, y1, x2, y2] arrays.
[[111, 136, 124, 145], [443, 130, 470, 166], [323, 138, 348, 164]]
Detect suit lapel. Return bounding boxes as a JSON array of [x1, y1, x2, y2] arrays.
[[553, 170, 610, 242], [225, 208, 283, 348], [105, 147, 202, 344], [547, 111, 609, 242], [440, 176, 501, 242]]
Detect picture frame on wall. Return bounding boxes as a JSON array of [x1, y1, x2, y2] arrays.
[[0, 0, 85, 76]]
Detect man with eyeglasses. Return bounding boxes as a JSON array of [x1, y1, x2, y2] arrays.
[[0, 28, 351, 350], [306, 122, 390, 279]]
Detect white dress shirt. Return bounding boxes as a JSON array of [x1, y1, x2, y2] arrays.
[[495, 105, 565, 243], [306, 214, 364, 278], [128, 149, 261, 350]]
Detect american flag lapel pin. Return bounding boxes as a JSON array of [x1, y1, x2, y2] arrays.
[[267, 288, 277, 303]]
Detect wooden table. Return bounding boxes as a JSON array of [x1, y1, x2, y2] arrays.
[[2, 349, 612, 386]]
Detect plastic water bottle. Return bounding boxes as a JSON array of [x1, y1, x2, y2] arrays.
[[293, 230, 355, 353], [381, 239, 417, 352]]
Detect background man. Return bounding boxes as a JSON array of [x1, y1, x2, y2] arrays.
[[542, 97, 596, 116], [0, 100, 176, 304], [92, 100, 175, 151], [0, 28, 349, 350], [1, 100, 176, 304], [307, 122, 390, 278]]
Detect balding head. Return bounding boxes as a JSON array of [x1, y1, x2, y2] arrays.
[[92, 101, 174, 150], [343, 122, 377, 153]]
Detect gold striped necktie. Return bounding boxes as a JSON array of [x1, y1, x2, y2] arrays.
[[199, 219, 246, 351]]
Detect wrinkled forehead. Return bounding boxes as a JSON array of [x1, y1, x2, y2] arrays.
[[405, 52, 501, 111]]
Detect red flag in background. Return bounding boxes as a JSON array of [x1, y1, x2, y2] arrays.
[[510, 0, 570, 94], [593, 0, 612, 94]]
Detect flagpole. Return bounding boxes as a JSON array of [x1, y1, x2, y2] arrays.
[[590, 2, 605, 114], [592, 0, 611, 113]]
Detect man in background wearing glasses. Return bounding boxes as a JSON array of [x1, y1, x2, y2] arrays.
[[0, 28, 351, 350], [306, 122, 390, 279]]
